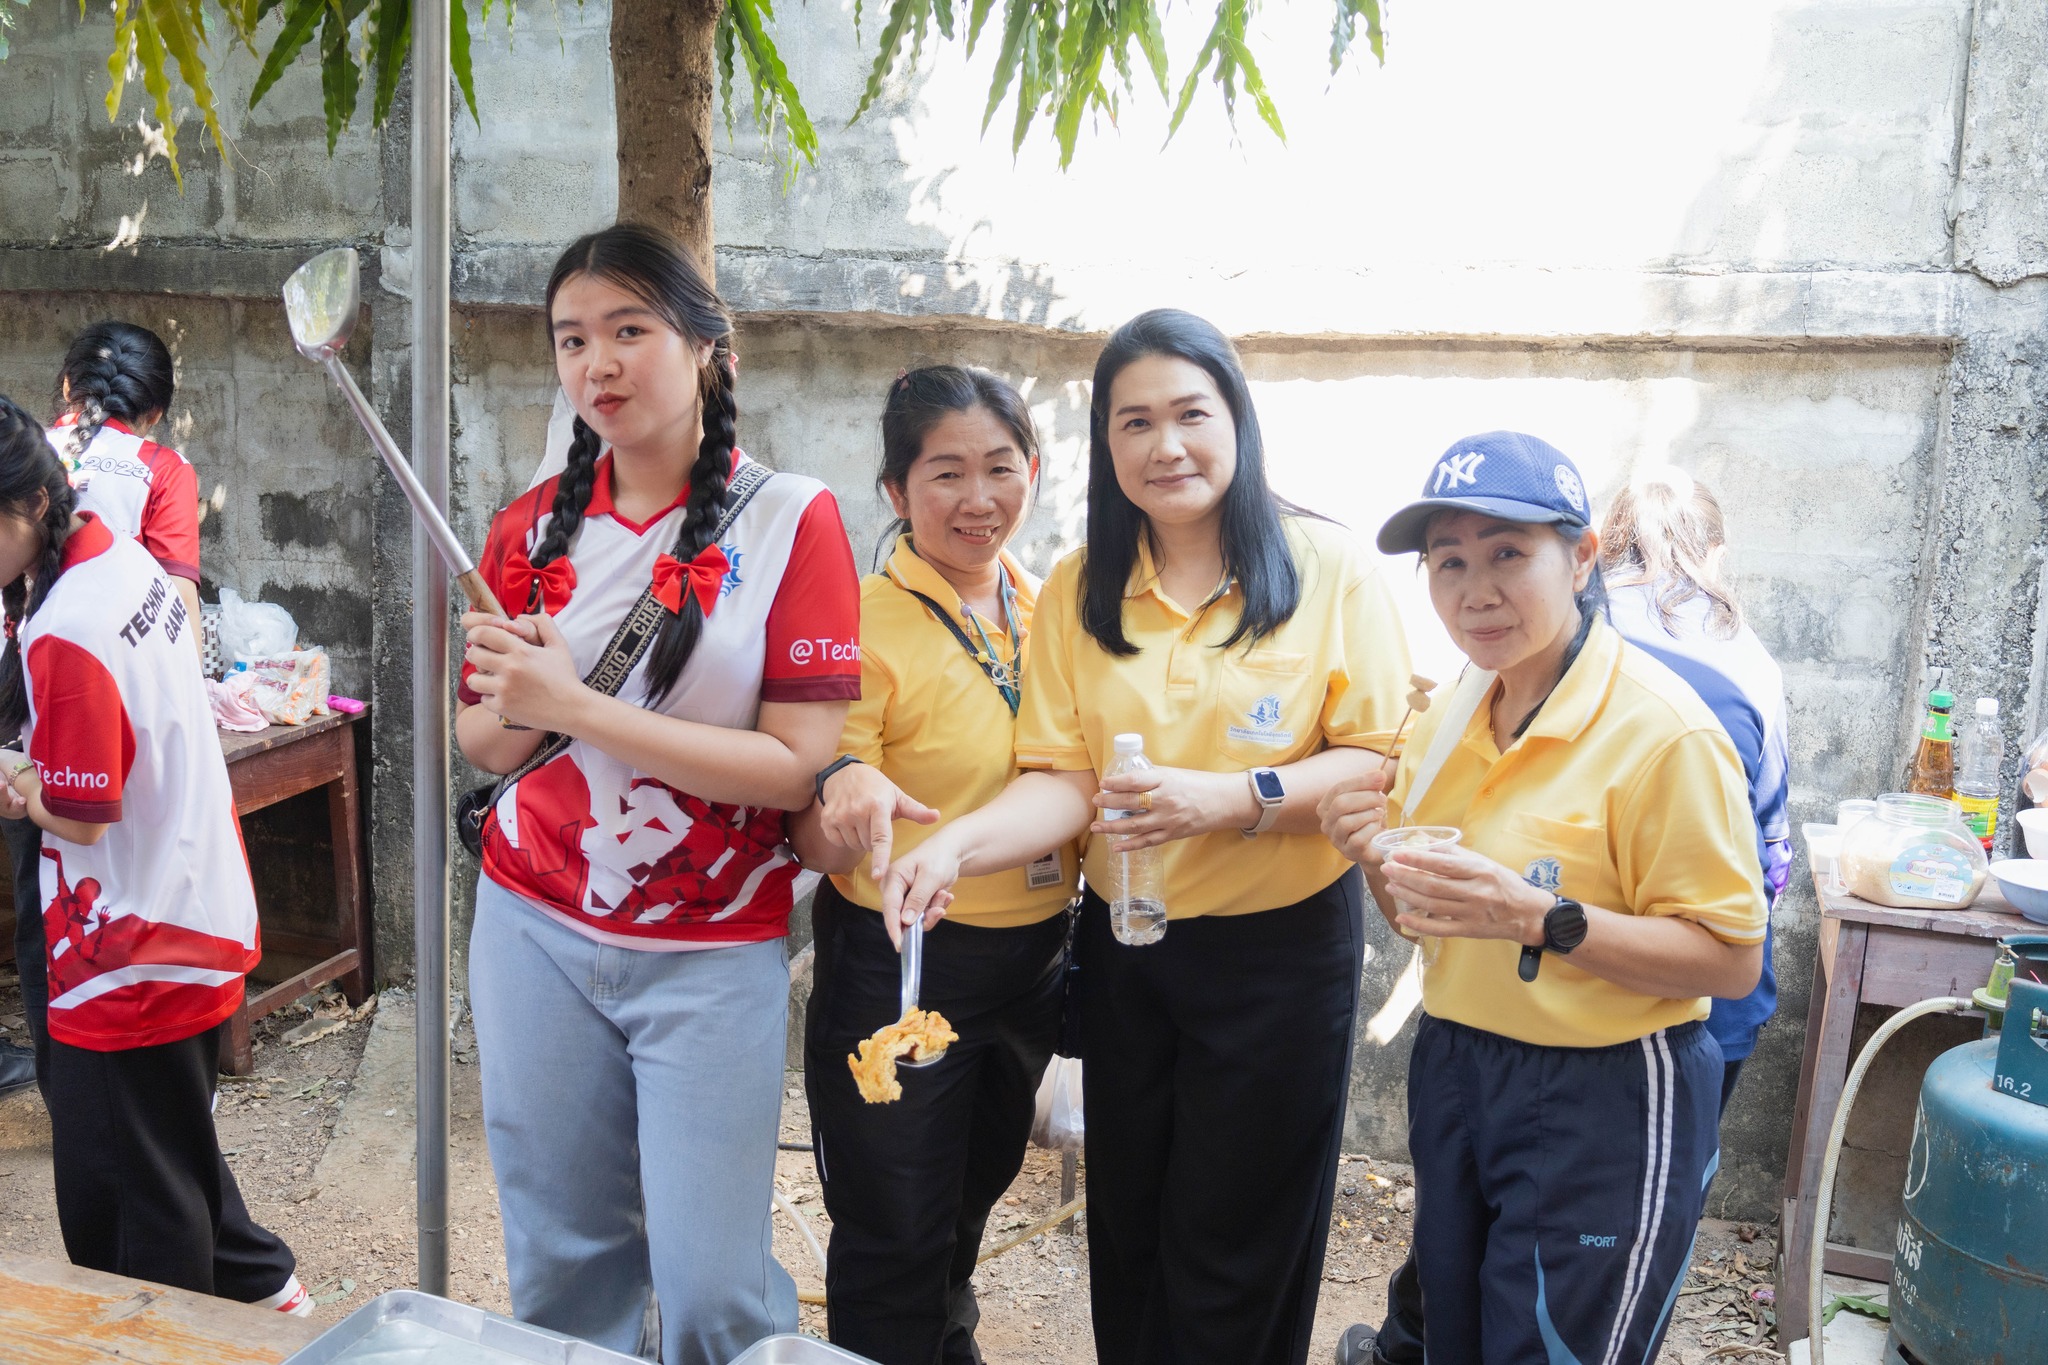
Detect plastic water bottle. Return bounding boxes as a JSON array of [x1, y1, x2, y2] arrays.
[[1956, 696, 2004, 852], [1102, 733, 1167, 945]]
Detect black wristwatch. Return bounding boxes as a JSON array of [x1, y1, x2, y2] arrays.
[[814, 755, 864, 804], [1517, 896, 1588, 983]]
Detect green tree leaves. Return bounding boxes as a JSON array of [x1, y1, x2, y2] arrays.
[[12, 0, 1384, 184]]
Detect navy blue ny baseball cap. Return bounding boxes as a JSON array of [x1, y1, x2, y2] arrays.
[[1375, 430, 1591, 555]]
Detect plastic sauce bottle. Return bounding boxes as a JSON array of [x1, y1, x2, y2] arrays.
[[1101, 733, 1167, 946], [1955, 696, 2003, 852], [1905, 688, 1957, 801]]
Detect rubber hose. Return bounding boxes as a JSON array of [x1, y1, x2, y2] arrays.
[[1806, 995, 1971, 1361]]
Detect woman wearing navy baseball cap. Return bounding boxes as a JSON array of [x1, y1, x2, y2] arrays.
[[1321, 431, 1766, 1364]]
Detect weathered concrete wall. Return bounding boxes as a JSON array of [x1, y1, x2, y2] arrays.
[[0, 0, 2044, 1232]]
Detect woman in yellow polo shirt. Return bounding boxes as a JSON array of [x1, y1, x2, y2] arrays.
[[876, 311, 1412, 1365], [789, 366, 1074, 1365], [1320, 431, 1766, 1365]]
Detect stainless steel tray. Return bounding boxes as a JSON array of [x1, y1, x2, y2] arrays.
[[283, 1290, 647, 1365], [726, 1337, 877, 1364]]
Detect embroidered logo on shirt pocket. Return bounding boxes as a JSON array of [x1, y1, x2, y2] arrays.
[[1502, 813, 1609, 903], [1219, 649, 1313, 760]]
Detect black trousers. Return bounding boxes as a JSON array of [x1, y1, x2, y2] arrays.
[[5, 814, 49, 1090], [1369, 1051, 1749, 1365], [1078, 869, 1365, 1365], [804, 880, 1067, 1365], [46, 1021, 297, 1301]]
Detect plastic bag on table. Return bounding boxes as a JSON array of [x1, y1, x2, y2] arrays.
[[1030, 1056, 1084, 1152], [217, 587, 298, 660], [238, 648, 332, 726], [205, 673, 269, 732]]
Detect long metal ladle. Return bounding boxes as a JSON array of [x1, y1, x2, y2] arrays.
[[281, 248, 506, 618], [897, 917, 944, 1068]]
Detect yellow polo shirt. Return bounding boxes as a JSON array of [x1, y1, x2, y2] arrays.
[[1016, 515, 1411, 918], [1388, 620, 1768, 1049], [831, 536, 1077, 927]]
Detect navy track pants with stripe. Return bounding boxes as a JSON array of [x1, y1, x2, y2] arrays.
[[1409, 1013, 1722, 1365]]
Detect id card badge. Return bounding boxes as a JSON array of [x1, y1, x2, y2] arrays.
[[1026, 850, 1064, 890]]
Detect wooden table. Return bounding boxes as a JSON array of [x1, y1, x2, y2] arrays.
[[1776, 870, 2036, 1338], [219, 710, 372, 1075], [0, 1252, 321, 1364]]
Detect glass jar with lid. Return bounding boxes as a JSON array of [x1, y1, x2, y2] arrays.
[[1841, 792, 1988, 909]]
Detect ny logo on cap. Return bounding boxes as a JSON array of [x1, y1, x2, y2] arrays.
[[1433, 451, 1486, 493]]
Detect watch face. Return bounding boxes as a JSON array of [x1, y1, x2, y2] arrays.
[[1253, 769, 1285, 802], [1547, 899, 1589, 952]]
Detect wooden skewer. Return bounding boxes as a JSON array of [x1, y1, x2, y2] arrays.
[[1380, 673, 1437, 780]]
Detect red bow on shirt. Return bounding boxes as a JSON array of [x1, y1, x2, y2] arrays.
[[652, 544, 729, 618], [502, 551, 577, 615]]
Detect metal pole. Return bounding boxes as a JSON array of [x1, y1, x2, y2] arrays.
[[411, 0, 453, 1298]]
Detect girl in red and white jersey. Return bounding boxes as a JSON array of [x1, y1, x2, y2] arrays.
[[0, 394, 305, 1313], [47, 321, 203, 623], [458, 224, 861, 1365], [5, 321, 203, 1098]]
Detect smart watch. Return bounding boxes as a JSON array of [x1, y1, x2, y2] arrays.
[[1517, 896, 1588, 982], [813, 755, 865, 804], [1242, 767, 1285, 837]]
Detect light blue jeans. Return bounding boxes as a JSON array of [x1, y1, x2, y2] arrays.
[[468, 877, 798, 1365]]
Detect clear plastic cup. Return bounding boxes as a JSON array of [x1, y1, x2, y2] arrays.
[[1371, 825, 1464, 966]]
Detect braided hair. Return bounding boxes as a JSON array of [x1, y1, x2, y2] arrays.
[[538, 223, 737, 706], [0, 394, 81, 735], [54, 322, 176, 467]]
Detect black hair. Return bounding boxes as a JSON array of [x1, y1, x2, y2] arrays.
[[55, 321, 176, 466], [538, 223, 735, 707], [1524, 523, 1610, 738], [1079, 309, 1299, 657], [876, 364, 1039, 559], [0, 394, 80, 735]]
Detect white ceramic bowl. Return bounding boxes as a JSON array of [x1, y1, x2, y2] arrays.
[[2016, 807, 2048, 860], [1990, 858, 2048, 924]]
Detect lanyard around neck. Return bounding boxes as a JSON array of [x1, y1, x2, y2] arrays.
[[903, 565, 1022, 717]]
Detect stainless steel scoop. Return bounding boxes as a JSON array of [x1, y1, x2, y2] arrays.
[[897, 916, 944, 1068], [281, 247, 505, 618]]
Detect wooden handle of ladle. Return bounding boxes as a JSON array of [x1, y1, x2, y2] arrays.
[[456, 569, 507, 619]]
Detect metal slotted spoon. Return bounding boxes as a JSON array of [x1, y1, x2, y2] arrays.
[[897, 917, 944, 1068]]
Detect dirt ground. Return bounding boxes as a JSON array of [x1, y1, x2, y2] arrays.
[[0, 966, 1783, 1363]]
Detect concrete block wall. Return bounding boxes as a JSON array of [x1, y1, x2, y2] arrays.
[[1, 0, 2045, 1230]]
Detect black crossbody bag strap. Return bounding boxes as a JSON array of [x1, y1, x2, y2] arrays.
[[459, 463, 773, 847]]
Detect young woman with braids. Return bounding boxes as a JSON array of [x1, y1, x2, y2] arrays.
[[456, 224, 862, 1365], [786, 366, 1075, 1364], [0, 393, 307, 1313], [1321, 433, 1764, 1365], [2, 321, 204, 1100]]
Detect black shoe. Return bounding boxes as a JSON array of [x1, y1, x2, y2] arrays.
[[1335, 1323, 1385, 1365], [0, 1043, 35, 1098]]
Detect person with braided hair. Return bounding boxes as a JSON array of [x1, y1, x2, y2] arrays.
[[457, 224, 862, 1365], [0, 392, 307, 1314], [1, 321, 205, 1101]]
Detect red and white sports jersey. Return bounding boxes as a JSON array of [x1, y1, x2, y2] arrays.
[[46, 416, 202, 582], [459, 453, 861, 949], [23, 514, 260, 1050]]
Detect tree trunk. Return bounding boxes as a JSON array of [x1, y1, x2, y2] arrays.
[[611, 0, 721, 272]]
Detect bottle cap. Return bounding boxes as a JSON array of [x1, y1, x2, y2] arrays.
[[1977, 696, 1999, 717], [1112, 733, 1144, 755], [1929, 688, 1954, 710]]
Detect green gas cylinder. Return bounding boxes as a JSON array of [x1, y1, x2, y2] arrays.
[[1885, 977, 2048, 1363]]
